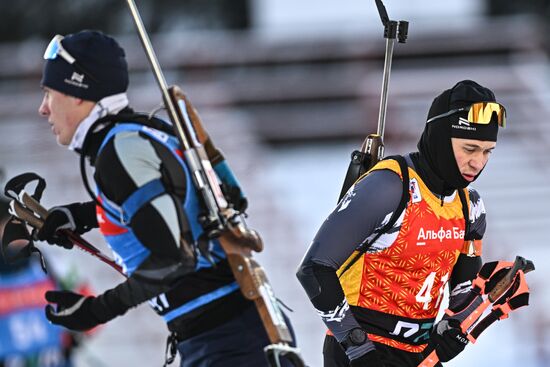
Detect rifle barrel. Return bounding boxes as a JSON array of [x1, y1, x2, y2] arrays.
[[125, 0, 191, 151], [377, 36, 395, 138]]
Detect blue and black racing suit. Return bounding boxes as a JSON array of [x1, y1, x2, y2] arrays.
[[76, 110, 289, 366]]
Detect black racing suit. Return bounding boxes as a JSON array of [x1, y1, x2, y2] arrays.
[[73, 110, 293, 366], [297, 154, 484, 367]]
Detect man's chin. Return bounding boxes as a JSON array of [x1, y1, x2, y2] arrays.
[[56, 135, 70, 146]]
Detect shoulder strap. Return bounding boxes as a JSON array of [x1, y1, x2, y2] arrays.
[[98, 112, 175, 135], [338, 155, 410, 278], [457, 188, 471, 240], [79, 111, 177, 224], [385, 154, 410, 232]]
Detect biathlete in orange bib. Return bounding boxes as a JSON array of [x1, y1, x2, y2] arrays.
[[297, 80, 506, 367]]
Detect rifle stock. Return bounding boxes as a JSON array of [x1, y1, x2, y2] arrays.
[[338, 134, 384, 201], [168, 86, 209, 144], [219, 231, 292, 344], [216, 214, 292, 344], [163, 48, 297, 357]]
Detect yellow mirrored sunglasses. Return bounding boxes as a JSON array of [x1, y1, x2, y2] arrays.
[[427, 102, 506, 128]]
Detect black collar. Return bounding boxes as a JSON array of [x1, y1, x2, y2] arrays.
[[78, 107, 137, 165], [410, 152, 455, 197]]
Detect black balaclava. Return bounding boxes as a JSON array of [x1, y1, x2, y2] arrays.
[[415, 80, 500, 196]]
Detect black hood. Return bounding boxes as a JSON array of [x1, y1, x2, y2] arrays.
[[417, 80, 499, 194]]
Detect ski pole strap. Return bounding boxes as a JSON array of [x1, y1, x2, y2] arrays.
[[474, 260, 515, 294], [444, 295, 485, 331], [468, 270, 530, 342], [4, 184, 126, 276], [0, 215, 48, 273], [443, 261, 507, 332], [418, 257, 534, 367], [445, 257, 533, 334], [4, 172, 47, 203]]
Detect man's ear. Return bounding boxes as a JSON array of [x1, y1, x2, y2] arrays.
[[72, 97, 95, 110]]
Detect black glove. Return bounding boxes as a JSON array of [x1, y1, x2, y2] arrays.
[[45, 290, 121, 331], [428, 319, 468, 362], [35, 202, 97, 249], [350, 350, 385, 367]]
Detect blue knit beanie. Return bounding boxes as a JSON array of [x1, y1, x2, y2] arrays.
[[41, 30, 129, 102]]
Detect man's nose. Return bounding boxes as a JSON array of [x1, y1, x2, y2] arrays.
[[38, 99, 49, 116], [470, 154, 486, 171]]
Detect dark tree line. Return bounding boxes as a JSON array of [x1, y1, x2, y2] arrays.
[[0, 0, 250, 42]]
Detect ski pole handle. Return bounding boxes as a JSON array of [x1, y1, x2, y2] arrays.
[[9, 200, 43, 229], [488, 256, 534, 302], [20, 191, 49, 218], [418, 256, 535, 367], [9, 198, 125, 276]]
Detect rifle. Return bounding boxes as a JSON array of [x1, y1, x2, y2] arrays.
[[123, 1, 305, 365], [418, 256, 534, 367], [338, 0, 408, 201]]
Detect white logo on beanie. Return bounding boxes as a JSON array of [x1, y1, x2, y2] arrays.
[[458, 118, 470, 127], [71, 72, 84, 83], [452, 117, 477, 132], [64, 72, 88, 89]]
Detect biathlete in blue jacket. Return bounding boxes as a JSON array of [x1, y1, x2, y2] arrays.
[[35, 30, 295, 367]]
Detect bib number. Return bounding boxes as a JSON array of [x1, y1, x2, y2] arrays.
[[415, 272, 449, 310]]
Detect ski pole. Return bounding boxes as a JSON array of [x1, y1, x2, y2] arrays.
[[418, 256, 534, 367], [3, 172, 124, 276], [8, 195, 125, 276]]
